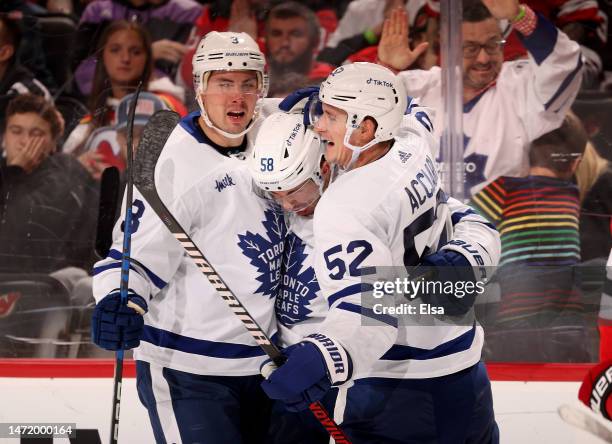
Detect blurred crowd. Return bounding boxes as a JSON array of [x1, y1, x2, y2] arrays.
[[0, 0, 610, 362]]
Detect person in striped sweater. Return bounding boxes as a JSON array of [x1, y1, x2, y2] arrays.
[[471, 113, 591, 362]]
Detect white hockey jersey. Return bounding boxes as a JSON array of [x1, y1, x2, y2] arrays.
[[93, 111, 286, 376], [398, 13, 582, 195], [280, 112, 500, 380]]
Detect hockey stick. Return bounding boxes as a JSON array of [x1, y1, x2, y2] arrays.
[[558, 402, 612, 442], [133, 110, 352, 444], [110, 81, 143, 444], [96, 166, 120, 259]]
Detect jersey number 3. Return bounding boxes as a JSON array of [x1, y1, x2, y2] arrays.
[[323, 240, 374, 280], [120, 199, 145, 234]]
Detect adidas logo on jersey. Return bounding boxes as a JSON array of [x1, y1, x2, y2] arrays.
[[398, 151, 412, 163]]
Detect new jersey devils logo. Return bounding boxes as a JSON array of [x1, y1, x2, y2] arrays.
[[0, 292, 21, 318]]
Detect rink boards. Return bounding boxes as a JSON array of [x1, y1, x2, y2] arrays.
[[0, 361, 605, 444]]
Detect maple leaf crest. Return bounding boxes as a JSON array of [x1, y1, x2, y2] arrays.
[[436, 134, 488, 194], [237, 209, 287, 298], [276, 232, 320, 326]]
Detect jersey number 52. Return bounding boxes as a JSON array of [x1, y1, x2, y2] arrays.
[[323, 240, 375, 280]]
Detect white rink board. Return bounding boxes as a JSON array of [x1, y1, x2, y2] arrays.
[[0, 378, 154, 443], [0, 378, 607, 443]]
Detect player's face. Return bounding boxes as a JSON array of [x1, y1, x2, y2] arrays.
[[3, 112, 54, 167], [462, 18, 504, 92], [266, 16, 311, 64], [103, 29, 147, 86], [200, 71, 260, 135], [271, 178, 321, 217], [314, 103, 357, 168]]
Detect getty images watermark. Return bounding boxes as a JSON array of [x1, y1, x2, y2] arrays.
[[372, 275, 487, 315], [359, 266, 496, 326]]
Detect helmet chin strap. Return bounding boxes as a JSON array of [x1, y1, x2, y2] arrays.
[[196, 91, 260, 140], [340, 127, 380, 171]]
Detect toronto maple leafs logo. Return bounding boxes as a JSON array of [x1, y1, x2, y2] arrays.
[[436, 133, 488, 194], [237, 209, 287, 298], [276, 233, 320, 326]]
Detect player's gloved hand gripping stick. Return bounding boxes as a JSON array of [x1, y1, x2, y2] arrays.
[[132, 110, 352, 444]]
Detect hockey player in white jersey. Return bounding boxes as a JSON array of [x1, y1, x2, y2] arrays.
[[252, 64, 501, 442], [91, 32, 285, 444]]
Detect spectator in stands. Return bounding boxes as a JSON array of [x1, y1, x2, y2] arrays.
[[0, 3, 56, 89], [267, 71, 312, 98], [507, 1, 607, 89], [318, 0, 438, 69], [377, 0, 583, 196], [471, 114, 590, 362], [323, 0, 419, 49], [576, 141, 612, 261], [64, 20, 186, 179], [44, 0, 73, 15], [572, 93, 612, 162], [93, 91, 170, 258], [0, 15, 51, 134], [115, 91, 169, 170], [177, 0, 339, 102], [72, 0, 202, 96], [0, 94, 98, 273], [264, 1, 333, 83], [423, 0, 607, 89]]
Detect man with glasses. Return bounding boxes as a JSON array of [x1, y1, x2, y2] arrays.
[[378, 0, 583, 195]]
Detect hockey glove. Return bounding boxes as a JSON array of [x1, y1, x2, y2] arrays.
[[260, 334, 352, 412], [416, 250, 478, 316], [278, 86, 322, 127], [91, 291, 148, 351]]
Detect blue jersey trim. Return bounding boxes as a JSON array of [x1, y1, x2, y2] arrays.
[[381, 324, 476, 361], [93, 261, 139, 277], [451, 209, 496, 231], [179, 111, 207, 143], [178, 110, 249, 155], [141, 325, 279, 359], [519, 12, 558, 65], [337, 302, 398, 328], [405, 96, 417, 114], [105, 249, 167, 290], [463, 91, 486, 113], [328, 283, 374, 307], [545, 57, 583, 112], [353, 362, 480, 387]]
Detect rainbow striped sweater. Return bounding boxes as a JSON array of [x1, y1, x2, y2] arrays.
[[471, 176, 582, 324]]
